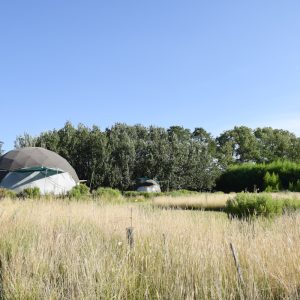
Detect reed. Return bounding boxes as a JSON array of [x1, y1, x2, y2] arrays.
[[0, 198, 299, 299]]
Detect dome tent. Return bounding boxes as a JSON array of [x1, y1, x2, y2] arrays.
[[0, 147, 79, 195], [136, 178, 161, 193]]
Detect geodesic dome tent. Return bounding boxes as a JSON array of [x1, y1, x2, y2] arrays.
[[0, 147, 79, 195], [136, 179, 161, 193]]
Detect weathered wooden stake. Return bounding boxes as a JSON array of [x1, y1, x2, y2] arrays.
[[229, 242, 244, 287], [126, 227, 134, 249]]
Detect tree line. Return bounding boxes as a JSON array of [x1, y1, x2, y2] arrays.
[[3, 123, 300, 191]]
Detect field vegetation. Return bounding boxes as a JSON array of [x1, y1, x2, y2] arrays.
[[11, 123, 300, 192], [152, 193, 232, 210], [0, 195, 300, 299]]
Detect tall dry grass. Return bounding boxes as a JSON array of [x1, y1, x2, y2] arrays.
[[0, 198, 299, 299], [152, 193, 235, 210], [152, 192, 300, 210]]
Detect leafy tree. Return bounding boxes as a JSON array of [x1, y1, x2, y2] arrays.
[[14, 133, 37, 148], [19, 123, 300, 192], [192, 127, 216, 152], [104, 124, 136, 191], [216, 126, 259, 164], [254, 127, 300, 163]]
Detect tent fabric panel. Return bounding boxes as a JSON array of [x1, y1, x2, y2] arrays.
[[11, 167, 64, 174], [137, 185, 161, 193], [0, 171, 76, 195]]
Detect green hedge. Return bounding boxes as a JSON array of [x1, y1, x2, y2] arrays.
[[216, 161, 300, 192]]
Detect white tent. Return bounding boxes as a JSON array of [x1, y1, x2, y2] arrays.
[[0, 147, 79, 195], [136, 179, 161, 193]]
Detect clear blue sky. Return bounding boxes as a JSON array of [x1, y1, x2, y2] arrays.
[[1, 1, 300, 151]]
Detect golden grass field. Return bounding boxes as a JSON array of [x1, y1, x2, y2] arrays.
[[152, 193, 234, 210], [0, 194, 300, 299], [152, 191, 300, 210]]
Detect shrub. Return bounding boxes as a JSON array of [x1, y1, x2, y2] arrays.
[[264, 172, 280, 192], [288, 180, 300, 192], [17, 187, 41, 199], [225, 193, 283, 219], [93, 187, 122, 200], [68, 184, 90, 199], [0, 188, 16, 199]]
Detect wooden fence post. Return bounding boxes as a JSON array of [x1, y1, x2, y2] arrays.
[[126, 227, 134, 249], [229, 242, 244, 287]]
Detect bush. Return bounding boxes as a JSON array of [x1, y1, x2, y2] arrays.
[[264, 172, 280, 192], [17, 187, 41, 199], [68, 184, 90, 199], [0, 188, 16, 199], [93, 187, 122, 200], [288, 180, 300, 192], [225, 193, 283, 219]]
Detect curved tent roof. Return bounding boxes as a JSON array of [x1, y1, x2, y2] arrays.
[[0, 147, 79, 183], [139, 179, 159, 187]]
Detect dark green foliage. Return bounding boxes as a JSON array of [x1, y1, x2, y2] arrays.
[[216, 161, 300, 192], [13, 123, 300, 192], [226, 193, 282, 219], [15, 122, 221, 192], [0, 188, 16, 199], [93, 187, 121, 200], [288, 180, 300, 192], [17, 187, 41, 199], [68, 184, 90, 199]]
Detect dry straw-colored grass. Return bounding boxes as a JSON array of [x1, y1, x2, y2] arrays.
[[0, 197, 300, 299], [152, 193, 235, 210], [152, 192, 300, 210]]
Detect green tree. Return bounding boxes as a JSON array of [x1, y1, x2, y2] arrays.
[[104, 124, 136, 191], [14, 133, 37, 148], [254, 127, 300, 162], [13, 123, 223, 191], [216, 126, 259, 164]]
